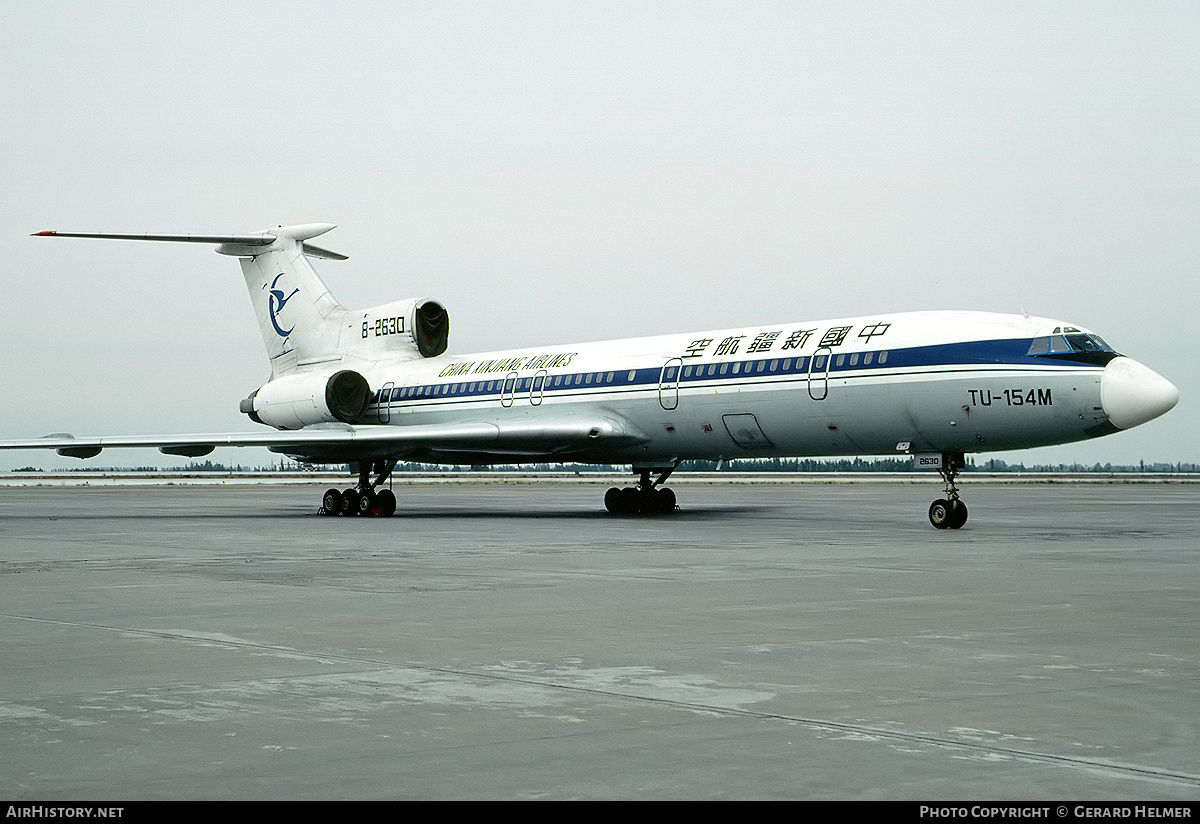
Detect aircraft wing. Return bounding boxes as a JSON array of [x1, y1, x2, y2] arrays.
[[0, 418, 645, 464]]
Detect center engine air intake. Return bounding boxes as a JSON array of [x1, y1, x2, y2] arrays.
[[414, 300, 449, 357], [352, 298, 449, 359]]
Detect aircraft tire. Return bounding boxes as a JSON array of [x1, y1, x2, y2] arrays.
[[928, 499, 952, 529], [356, 489, 377, 516], [948, 500, 968, 529], [321, 488, 343, 516], [377, 489, 397, 517], [604, 487, 623, 513], [619, 487, 642, 514], [654, 487, 676, 513], [341, 489, 362, 516]]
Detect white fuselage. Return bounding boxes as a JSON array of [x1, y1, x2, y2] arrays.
[[276, 309, 1140, 466]]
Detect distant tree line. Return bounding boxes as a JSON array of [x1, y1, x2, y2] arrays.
[[14, 457, 1198, 474]]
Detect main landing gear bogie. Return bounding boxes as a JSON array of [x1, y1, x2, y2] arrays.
[[322, 486, 398, 517], [605, 465, 679, 515], [319, 459, 399, 518], [605, 484, 677, 515]]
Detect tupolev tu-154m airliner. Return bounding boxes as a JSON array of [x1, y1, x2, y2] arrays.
[[1, 224, 1179, 528]]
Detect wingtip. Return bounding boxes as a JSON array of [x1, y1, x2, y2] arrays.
[[31, 230, 57, 236]]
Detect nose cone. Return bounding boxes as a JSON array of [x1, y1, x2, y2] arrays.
[[1100, 357, 1180, 430]]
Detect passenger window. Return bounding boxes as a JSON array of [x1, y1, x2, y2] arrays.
[[879, 351, 888, 364], [849, 353, 858, 366], [732, 363, 741, 374], [719, 363, 729, 375], [770, 360, 778, 371], [782, 358, 792, 371], [606, 372, 614, 382], [835, 355, 845, 367], [627, 370, 636, 381], [707, 364, 716, 376]]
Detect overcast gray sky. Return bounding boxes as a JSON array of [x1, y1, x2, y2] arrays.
[[2, 1, 1196, 470]]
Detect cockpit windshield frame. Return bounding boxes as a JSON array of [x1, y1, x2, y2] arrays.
[[1027, 333, 1119, 365]]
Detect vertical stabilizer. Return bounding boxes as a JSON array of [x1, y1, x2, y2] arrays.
[[32, 224, 419, 377], [226, 225, 348, 376]]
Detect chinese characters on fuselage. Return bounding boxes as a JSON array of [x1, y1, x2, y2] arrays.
[[681, 322, 890, 359]]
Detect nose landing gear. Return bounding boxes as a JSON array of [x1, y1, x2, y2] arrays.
[[928, 452, 968, 529]]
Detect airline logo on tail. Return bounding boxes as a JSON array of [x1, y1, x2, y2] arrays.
[[268, 274, 299, 337]]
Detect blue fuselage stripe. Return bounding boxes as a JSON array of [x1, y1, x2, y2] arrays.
[[367, 337, 1105, 410]]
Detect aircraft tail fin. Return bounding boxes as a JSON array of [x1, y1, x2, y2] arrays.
[[34, 224, 351, 377], [34, 223, 450, 377]]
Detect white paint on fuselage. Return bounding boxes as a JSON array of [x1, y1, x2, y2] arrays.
[[334, 310, 1110, 463]]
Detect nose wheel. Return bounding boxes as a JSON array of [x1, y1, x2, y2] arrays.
[[927, 452, 968, 530], [928, 498, 968, 529]]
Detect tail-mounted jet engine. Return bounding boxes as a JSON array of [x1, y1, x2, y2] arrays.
[[352, 298, 449, 359], [241, 370, 372, 430]]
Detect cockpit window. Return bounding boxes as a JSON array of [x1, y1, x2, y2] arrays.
[[1027, 333, 1118, 363], [1066, 334, 1104, 352]]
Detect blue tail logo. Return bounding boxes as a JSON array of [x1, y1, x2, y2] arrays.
[[268, 274, 300, 337]]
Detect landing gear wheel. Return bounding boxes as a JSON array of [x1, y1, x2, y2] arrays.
[[321, 488, 343, 516], [929, 499, 968, 529], [947, 500, 968, 529], [929, 499, 952, 529], [652, 487, 676, 513], [619, 487, 642, 514], [604, 487, 622, 513], [341, 488, 362, 516], [376, 489, 397, 517], [356, 489, 377, 516]]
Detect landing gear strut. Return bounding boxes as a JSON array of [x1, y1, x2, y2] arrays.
[[605, 464, 678, 515], [928, 452, 968, 530], [320, 458, 399, 517]]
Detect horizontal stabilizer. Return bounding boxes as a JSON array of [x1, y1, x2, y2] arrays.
[[32, 224, 348, 260], [299, 243, 349, 261], [32, 230, 276, 245]]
